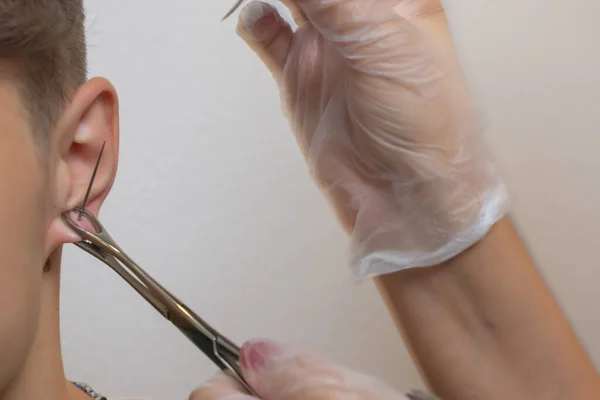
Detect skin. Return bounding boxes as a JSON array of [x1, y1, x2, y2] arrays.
[[375, 4, 600, 399], [1, 3, 594, 400], [0, 62, 120, 400], [232, 1, 600, 399], [377, 218, 600, 399]]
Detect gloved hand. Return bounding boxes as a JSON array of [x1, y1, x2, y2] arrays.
[[190, 339, 437, 400], [236, 0, 508, 279]]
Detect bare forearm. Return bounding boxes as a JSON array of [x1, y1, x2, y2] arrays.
[[375, 217, 600, 399]]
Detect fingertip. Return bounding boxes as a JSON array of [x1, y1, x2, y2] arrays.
[[240, 339, 282, 373], [236, 1, 294, 76], [236, 1, 279, 41]]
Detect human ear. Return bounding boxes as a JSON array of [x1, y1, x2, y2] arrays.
[[44, 77, 120, 256]]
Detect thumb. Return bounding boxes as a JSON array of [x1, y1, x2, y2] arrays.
[[236, 1, 294, 79]]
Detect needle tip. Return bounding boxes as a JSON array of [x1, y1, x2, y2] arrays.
[[78, 141, 107, 218], [222, 0, 244, 21]]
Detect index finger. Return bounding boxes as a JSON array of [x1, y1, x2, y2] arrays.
[[279, 0, 308, 26]]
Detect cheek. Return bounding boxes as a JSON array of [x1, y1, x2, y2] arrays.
[[0, 115, 48, 389], [0, 180, 46, 388], [0, 277, 42, 389]]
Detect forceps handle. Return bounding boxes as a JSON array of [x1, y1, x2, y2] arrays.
[[165, 300, 254, 394], [179, 328, 248, 390]]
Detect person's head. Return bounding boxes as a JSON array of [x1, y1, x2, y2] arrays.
[[0, 0, 119, 393]]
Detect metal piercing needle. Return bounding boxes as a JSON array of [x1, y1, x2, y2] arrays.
[[222, 0, 244, 20], [78, 141, 106, 221]]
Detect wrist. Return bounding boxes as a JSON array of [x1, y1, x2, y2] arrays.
[[347, 172, 508, 278]]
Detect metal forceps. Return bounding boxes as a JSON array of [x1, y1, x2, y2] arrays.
[[61, 143, 255, 395], [61, 209, 255, 395]]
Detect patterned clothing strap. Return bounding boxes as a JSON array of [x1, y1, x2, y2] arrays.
[[72, 382, 107, 400]]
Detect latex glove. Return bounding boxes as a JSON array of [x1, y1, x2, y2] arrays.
[[236, 0, 508, 279], [190, 339, 438, 400]]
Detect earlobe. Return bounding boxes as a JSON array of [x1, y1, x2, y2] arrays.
[[44, 78, 120, 257]]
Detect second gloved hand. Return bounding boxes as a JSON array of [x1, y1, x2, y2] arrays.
[[190, 339, 437, 400], [236, 0, 508, 279]]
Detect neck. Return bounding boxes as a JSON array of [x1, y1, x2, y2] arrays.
[[1, 250, 89, 400]]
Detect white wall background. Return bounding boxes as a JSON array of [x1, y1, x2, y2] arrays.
[[61, 0, 600, 399]]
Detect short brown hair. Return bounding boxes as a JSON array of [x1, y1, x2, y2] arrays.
[[0, 0, 87, 150]]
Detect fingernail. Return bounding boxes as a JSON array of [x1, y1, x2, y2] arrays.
[[240, 339, 280, 372], [240, 2, 277, 41]]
